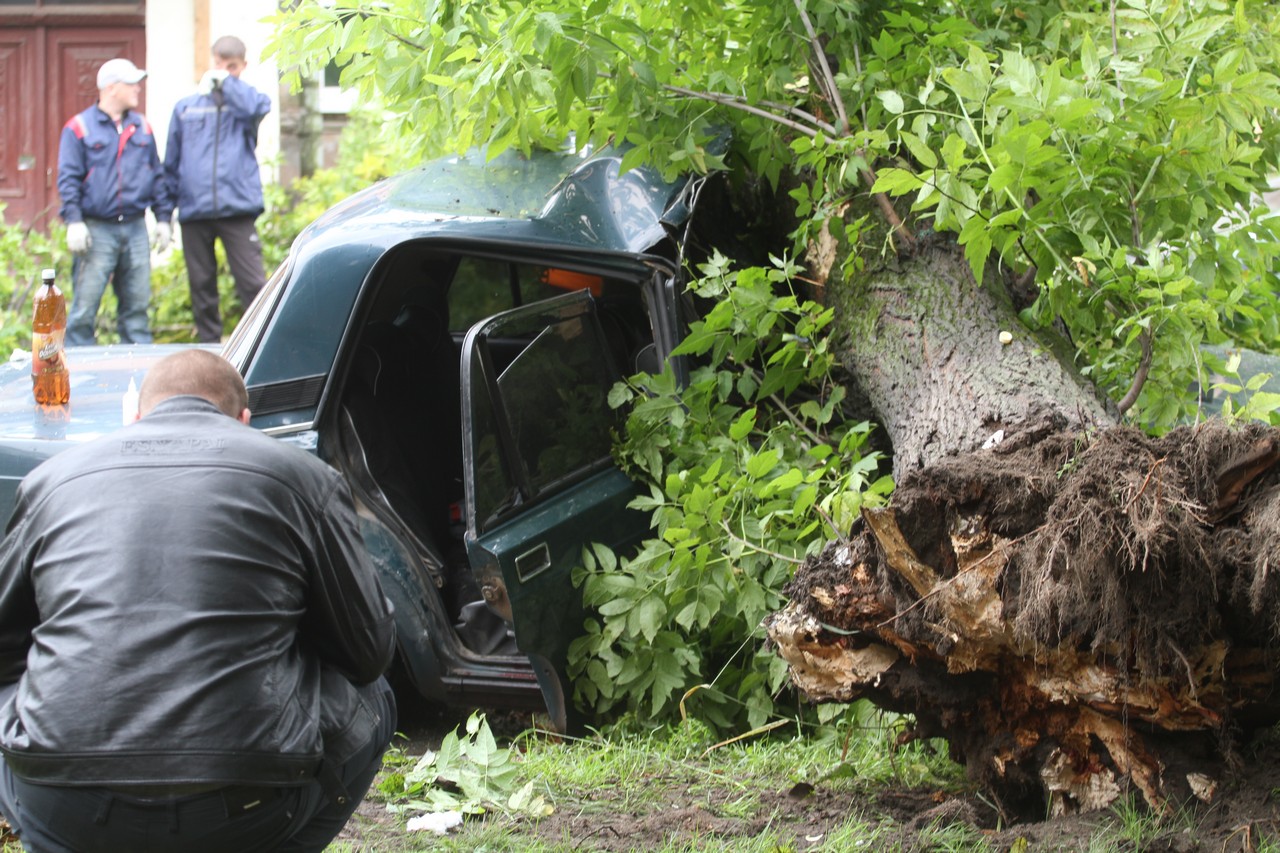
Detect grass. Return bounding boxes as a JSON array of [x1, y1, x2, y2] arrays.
[[336, 710, 1280, 852], [346, 711, 975, 851], [6, 713, 1280, 851]]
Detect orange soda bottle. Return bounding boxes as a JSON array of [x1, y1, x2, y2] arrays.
[[32, 268, 69, 406]]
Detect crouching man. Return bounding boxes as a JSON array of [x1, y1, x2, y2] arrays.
[[0, 349, 396, 853]]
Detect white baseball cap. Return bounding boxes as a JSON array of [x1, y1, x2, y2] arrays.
[[97, 58, 147, 89]]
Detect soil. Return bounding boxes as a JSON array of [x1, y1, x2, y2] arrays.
[[333, 721, 1280, 851]]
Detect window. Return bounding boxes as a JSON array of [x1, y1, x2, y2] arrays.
[[318, 59, 355, 114], [465, 293, 621, 532]]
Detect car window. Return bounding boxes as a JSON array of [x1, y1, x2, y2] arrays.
[[449, 258, 515, 329], [463, 292, 620, 533], [223, 255, 291, 374], [497, 318, 615, 494], [448, 257, 609, 331]]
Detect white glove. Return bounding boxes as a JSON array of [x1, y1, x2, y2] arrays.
[[198, 69, 230, 95], [152, 221, 172, 253], [66, 221, 91, 255]]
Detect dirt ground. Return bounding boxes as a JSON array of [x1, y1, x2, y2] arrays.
[[334, 722, 1280, 852], [2, 746, 1276, 852]]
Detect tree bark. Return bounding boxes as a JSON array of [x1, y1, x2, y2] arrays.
[[770, 238, 1280, 817], [828, 237, 1114, 478]]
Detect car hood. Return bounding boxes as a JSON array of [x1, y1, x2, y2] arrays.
[[0, 344, 212, 444], [0, 344, 222, 523]]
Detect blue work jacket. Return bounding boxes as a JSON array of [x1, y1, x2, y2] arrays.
[[164, 75, 272, 223], [56, 105, 171, 224]]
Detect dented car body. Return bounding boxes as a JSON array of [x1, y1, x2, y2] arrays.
[[0, 147, 710, 729]]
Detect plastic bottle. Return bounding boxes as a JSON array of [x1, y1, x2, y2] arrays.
[[32, 268, 69, 406], [122, 377, 139, 425]]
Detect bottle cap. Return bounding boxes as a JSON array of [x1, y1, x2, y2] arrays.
[[40, 268, 54, 283]]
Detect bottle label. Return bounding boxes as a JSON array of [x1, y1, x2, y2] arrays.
[[34, 329, 64, 363]]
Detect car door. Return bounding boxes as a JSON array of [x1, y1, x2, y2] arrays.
[[460, 289, 649, 730]]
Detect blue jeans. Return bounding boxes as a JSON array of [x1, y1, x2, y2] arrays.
[[66, 218, 153, 346], [0, 678, 396, 853]]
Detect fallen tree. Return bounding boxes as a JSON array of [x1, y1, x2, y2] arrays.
[[766, 240, 1280, 815], [271, 0, 1280, 813]]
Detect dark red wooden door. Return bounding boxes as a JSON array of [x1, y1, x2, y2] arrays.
[[0, 22, 145, 227], [0, 28, 40, 225]]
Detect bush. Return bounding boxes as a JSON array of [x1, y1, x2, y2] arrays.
[[569, 253, 893, 732]]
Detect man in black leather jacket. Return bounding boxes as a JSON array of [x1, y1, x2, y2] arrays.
[[0, 349, 397, 853]]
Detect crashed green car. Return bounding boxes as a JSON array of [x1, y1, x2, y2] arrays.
[[0, 146, 712, 731]]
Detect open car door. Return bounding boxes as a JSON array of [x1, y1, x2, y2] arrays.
[[460, 289, 649, 731]]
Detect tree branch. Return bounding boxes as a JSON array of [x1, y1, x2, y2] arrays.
[[792, 0, 849, 135], [857, 167, 916, 250], [390, 31, 428, 52], [665, 86, 838, 136], [1117, 329, 1154, 415], [663, 84, 825, 138], [720, 521, 804, 565], [1110, 0, 1125, 112], [767, 390, 827, 446]]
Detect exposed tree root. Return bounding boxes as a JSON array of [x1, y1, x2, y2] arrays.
[[767, 419, 1280, 817]]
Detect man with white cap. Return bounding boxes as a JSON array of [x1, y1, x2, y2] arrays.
[[56, 58, 173, 345]]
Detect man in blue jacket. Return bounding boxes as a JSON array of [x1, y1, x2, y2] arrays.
[[57, 58, 172, 346], [165, 36, 273, 343]]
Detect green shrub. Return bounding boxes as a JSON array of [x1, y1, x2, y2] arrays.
[[0, 212, 65, 357], [569, 252, 893, 732]]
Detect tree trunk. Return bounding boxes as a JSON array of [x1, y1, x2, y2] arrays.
[[769, 238, 1280, 817], [829, 237, 1114, 478]]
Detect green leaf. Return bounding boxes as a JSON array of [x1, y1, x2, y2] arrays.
[[728, 408, 757, 441], [765, 467, 804, 494], [1081, 33, 1099, 80], [745, 448, 781, 480], [878, 90, 905, 115], [870, 167, 923, 196], [943, 67, 986, 103], [899, 131, 938, 169], [1001, 50, 1039, 97]]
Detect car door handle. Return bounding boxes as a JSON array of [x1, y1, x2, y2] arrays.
[[514, 543, 550, 581]]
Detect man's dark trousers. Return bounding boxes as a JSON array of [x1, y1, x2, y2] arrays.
[[0, 679, 395, 853], [181, 214, 266, 343]]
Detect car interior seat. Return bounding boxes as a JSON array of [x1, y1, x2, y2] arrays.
[[341, 331, 443, 562], [390, 296, 516, 653], [390, 297, 465, 531]]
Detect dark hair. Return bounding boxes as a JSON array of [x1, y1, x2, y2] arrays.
[[138, 349, 248, 419]]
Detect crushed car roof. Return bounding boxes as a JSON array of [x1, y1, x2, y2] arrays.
[[296, 145, 702, 257]]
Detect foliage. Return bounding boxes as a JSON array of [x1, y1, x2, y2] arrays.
[[855, 0, 1280, 430], [378, 713, 552, 820], [569, 254, 891, 729], [365, 711, 967, 850], [0, 211, 66, 356], [1210, 350, 1280, 425], [269, 0, 1280, 432]]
